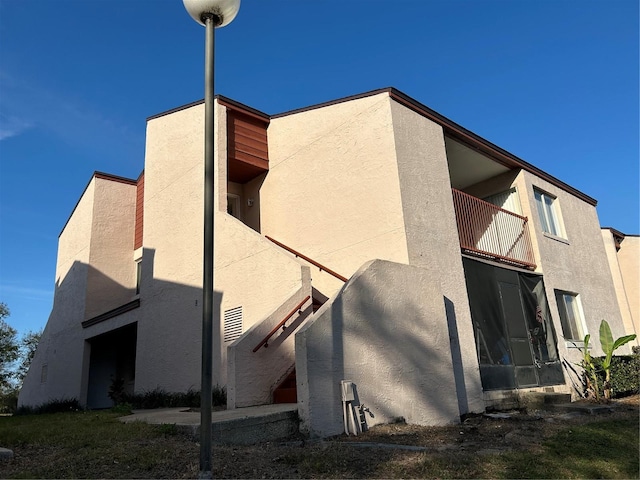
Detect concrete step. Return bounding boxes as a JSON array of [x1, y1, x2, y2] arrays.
[[210, 406, 299, 445], [521, 392, 572, 410], [120, 403, 299, 445]]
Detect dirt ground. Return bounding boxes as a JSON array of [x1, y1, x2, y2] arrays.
[[208, 395, 639, 479], [2, 395, 637, 479]]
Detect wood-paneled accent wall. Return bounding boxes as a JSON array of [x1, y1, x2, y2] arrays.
[[227, 109, 269, 183]]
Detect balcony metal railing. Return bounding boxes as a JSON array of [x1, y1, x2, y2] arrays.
[[452, 189, 536, 269]]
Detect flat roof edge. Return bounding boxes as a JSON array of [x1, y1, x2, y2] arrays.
[[144, 87, 597, 206], [270, 87, 393, 119], [59, 171, 138, 237], [387, 88, 598, 207], [146, 95, 270, 122]]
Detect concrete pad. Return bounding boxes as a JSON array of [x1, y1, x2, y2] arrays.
[[119, 404, 299, 445], [549, 403, 615, 415]]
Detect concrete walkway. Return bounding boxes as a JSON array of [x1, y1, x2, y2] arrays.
[[119, 403, 299, 445]]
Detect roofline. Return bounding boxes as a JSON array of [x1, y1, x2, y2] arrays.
[[59, 171, 138, 237], [145, 87, 597, 206], [386, 88, 597, 206], [602, 227, 629, 239], [94, 171, 137, 186], [146, 95, 270, 122], [270, 88, 390, 119], [269, 87, 597, 206]]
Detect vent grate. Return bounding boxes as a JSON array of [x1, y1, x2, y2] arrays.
[[224, 306, 243, 343]]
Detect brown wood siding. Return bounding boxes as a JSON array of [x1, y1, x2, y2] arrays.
[[227, 110, 268, 182], [134, 172, 144, 249]]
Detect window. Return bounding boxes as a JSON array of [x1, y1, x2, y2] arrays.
[[135, 260, 142, 295], [534, 189, 563, 237], [555, 291, 586, 341]]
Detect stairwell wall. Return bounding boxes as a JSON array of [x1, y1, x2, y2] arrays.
[[227, 272, 311, 409], [296, 260, 460, 438], [137, 101, 317, 393], [261, 93, 409, 299], [389, 100, 485, 415]]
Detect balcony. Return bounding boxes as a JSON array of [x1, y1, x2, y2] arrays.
[[452, 188, 536, 269]]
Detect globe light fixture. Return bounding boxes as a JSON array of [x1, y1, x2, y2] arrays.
[[182, 0, 240, 477], [183, 0, 240, 27]]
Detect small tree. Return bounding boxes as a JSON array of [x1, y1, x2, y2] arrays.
[[0, 303, 19, 392], [16, 329, 42, 386]]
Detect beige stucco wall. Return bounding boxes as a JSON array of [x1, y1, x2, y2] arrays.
[[135, 103, 205, 392], [296, 260, 460, 438], [18, 182, 94, 407], [389, 99, 485, 415], [516, 171, 630, 373], [136, 101, 313, 392], [85, 178, 137, 320], [261, 94, 483, 416], [601, 229, 638, 344], [618, 235, 640, 339], [262, 93, 410, 298]]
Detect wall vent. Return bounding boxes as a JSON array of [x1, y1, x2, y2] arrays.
[[224, 306, 243, 343]]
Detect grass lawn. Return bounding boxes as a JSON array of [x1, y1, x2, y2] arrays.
[[0, 402, 637, 479]]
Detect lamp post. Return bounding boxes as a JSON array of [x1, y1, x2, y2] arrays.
[[182, 0, 240, 477]]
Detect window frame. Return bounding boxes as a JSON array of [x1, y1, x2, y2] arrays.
[[555, 290, 588, 344], [135, 260, 142, 296], [534, 188, 564, 238]]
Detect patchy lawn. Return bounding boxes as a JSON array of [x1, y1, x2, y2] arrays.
[[0, 396, 637, 479]]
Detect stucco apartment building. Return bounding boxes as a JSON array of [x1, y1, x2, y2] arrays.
[[19, 88, 635, 437]]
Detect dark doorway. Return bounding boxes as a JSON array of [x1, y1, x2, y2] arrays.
[[463, 258, 564, 391], [86, 323, 137, 409]]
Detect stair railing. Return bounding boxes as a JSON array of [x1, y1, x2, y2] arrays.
[[253, 296, 311, 352], [265, 236, 349, 282]]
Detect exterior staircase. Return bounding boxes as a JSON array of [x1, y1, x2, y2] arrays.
[[272, 295, 326, 404], [273, 369, 297, 404]]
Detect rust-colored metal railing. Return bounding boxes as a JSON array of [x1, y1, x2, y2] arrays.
[[452, 189, 536, 269], [253, 296, 311, 352], [265, 236, 349, 282]]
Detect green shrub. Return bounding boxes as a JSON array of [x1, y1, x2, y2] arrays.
[[0, 389, 18, 414], [591, 346, 639, 398], [120, 385, 226, 409], [15, 397, 82, 415]]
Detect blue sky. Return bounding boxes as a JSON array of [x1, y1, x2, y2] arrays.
[[0, 0, 638, 338]]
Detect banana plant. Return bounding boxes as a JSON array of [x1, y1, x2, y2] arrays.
[[599, 320, 636, 401], [580, 333, 600, 401]]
